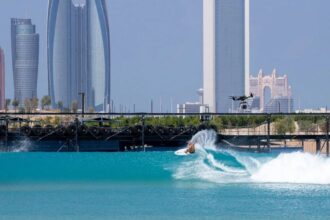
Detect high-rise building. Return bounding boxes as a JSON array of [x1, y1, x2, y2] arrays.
[[0, 47, 5, 110], [11, 18, 39, 105], [203, 0, 250, 113], [250, 69, 293, 113], [48, 0, 111, 112]]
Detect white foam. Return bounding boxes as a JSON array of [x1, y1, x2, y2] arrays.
[[173, 130, 330, 185], [206, 153, 246, 175], [11, 139, 31, 152], [175, 148, 190, 156], [251, 152, 330, 184], [190, 129, 217, 149], [173, 130, 250, 183], [173, 154, 248, 184], [227, 150, 265, 174]]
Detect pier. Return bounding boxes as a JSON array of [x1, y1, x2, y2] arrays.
[[0, 112, 329, 155]]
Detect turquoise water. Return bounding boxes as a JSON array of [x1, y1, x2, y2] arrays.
[[1, 149, 330, 219]]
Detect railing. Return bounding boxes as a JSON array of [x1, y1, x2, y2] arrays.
[[0, 112, 330, 134], [0, 112, 329, 155]]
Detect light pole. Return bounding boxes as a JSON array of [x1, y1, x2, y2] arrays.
[[79, 92, 85, 118], [278, 101, 281, 113]]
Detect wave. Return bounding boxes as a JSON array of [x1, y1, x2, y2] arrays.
[[174, 130, 330, 185], [1, 139, 32, 152], [251, 152, 330, 184], [12, 139, 31, 152], [190, 129, 217, 148]]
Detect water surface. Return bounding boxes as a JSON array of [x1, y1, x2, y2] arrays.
[[1, 149, 330, 220]]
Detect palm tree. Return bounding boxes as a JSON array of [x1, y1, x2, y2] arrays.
[[71, 100, 78, 113], [12, 100, 19, 112], [24, 98, 32, 113], [41, 96, 52, 110], [5, 99, 11, 112], [57, 101, 63, 112], [31, 97, 39, 112], [88, 106, 95, 113]]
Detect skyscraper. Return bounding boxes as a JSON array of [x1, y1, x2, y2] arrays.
[[11, 18, 39, 105], [203, 0, 250, 113], [48, 0, 111, 112], [0, 47, 5, 110]]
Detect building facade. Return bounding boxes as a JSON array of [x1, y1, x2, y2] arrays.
[[0, 48, 5, 110], [203, 0, 250, 113], [177, 89, 209, 114], [263, 97, 294, 113], [250, 69, 293, 113], [11, 18, 39, 105], [177, 103, 204, 114], [48, 0, 111, 112]]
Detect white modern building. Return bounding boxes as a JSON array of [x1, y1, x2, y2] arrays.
[[177, 102, 203, 114], [203, 0, 250, 113], [296, 108, 330, 114], [177, 89, 209, 114]]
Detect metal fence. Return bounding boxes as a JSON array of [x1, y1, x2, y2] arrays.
[[0, 112, 329, 134], [0, 112, 329, 154]]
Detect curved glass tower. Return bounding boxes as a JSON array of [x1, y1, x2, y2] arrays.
[[48, 0, 110, 111], [11, 18, 39, 105]]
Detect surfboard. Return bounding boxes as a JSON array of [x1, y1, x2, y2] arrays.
[[175, 148, 190, 156]]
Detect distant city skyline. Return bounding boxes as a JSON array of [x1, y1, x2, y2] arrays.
[[11, 18, 39, 105], [0, 0, 330, 111]]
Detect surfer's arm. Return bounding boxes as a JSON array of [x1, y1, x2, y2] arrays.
[[185, 143, 195, 154]]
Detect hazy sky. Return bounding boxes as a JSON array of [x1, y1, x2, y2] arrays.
[[0, 0, 330, 112]]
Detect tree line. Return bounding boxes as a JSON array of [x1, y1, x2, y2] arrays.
[[3, 96, 95, 113]]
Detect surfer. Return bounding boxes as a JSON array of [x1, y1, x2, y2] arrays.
[[185, 141, 195, 154]]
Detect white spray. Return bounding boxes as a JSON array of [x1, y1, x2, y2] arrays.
[[11, 139, 31, 152], [174, 130, 330, 185]]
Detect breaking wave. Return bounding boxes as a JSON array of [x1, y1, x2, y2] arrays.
[[174, 130, 330, 185]]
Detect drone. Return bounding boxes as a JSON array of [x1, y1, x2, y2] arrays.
[[229, 93, 254, 110], [229, 93, 254, 101]]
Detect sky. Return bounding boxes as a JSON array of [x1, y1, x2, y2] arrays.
[[0, 0, 330, 112]]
